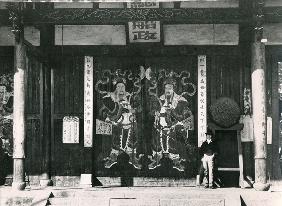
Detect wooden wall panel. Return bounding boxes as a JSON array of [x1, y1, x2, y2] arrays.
[[54, 2, 93, 8], [0, 56, 13, 74], [25, 119, 41, 175], [266, 47, 282, 179], [52, 56, 85, 175], [49, 48, 243, 177], [25, 54, 43, 177], [180, 0, 239, 8], [26, 55, 41, 115], [55, 25, 126, 46], [264, 24, 282, 45], [52, 119, 84, 176], [53, 56, 84, 115], [207, 53, 242, 111], [163, 24, 239, 45]]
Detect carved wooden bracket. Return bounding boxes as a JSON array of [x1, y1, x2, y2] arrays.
[[6, 2, 24, 42]]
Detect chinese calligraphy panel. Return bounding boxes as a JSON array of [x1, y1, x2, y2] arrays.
[[128, 21, 161, 43], [198, 55, 207, 147], [84, 56, 93, 147]]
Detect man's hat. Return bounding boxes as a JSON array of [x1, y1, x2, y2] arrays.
[[205, 128, 213, 136]]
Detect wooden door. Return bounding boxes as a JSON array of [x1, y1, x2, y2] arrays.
[[94, 56, 198, 177]]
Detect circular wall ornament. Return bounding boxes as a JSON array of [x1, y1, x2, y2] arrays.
[[209, 97, 241, 128]]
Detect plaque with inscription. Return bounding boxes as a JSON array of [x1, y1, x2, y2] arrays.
[[128, 21, 161, 43]]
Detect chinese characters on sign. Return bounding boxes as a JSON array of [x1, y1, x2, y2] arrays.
[[96, 119, 112, 135], [84, 56, 93, 147], [198, 55, 207, 147], [127, 2, 159, 8], [62, 116, 79, 144], [128, 21, 160, 43]]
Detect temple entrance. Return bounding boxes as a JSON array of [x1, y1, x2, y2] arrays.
[[93, 56, 198, 178]]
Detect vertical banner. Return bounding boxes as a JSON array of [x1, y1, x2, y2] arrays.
[[267, 116, 272, 144], [84, 56, 93, 147], [198, 55, 207, 147]]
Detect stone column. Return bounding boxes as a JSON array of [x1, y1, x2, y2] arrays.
[[251, 42, 270, 191], [12, 23, 26, 190]]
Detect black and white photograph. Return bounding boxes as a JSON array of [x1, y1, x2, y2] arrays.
[[0, 0, 282, 205]]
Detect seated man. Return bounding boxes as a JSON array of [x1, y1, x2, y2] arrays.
[[199, 128, 219, 189]]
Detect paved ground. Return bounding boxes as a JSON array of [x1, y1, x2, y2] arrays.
[[0, 184, 282, 206]]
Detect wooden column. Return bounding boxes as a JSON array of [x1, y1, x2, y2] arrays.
[[251, 42, 269, 191], [39, 25, 53, 186], [251, 0, 270, 191], [11, 7, 26, 190]]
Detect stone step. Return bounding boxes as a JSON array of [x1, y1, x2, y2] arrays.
[[47, 197, 108, 206], [50, 188, 227, 199], [240, 193, 282, 206], [47, 197, 226, 206], [95, 177, 197, 187]]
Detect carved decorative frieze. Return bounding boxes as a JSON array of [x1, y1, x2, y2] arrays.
[[1, 4, 282, 26], [23, 8, 244, 24]]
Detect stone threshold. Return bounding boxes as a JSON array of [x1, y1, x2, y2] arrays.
[[6, 175, 197, 187]]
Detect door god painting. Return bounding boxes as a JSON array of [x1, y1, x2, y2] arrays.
[[95, 62, 196, 176], [148, 71, 195, 172], [95, 69, 142, 169]]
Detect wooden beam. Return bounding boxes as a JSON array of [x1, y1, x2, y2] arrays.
[[2, 5, 282, 26], [24, 8, 247, 24], [0, 7, 246, 25]]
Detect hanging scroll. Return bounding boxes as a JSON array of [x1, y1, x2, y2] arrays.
[[62, 116, 79, 143], [128, 21, 161, 43], [84, 56, 93, 147], [198, 55, 207, 147]]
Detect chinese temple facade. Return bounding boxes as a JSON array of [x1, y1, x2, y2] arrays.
[[0, 0, 281, 191]]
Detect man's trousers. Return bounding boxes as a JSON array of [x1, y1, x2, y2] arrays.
[[201, 154, 215, 187]]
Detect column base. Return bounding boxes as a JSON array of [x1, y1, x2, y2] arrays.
[[253, 182, 270, 191], [80, 174, 92, 188], [12, 182, 26, 190], [40, 179, 53, 187]]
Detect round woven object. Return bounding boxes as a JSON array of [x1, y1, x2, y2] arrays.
[[209, 97, 241, 128]]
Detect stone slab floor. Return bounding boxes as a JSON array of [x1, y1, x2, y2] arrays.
[[0, 185, 282, 206]]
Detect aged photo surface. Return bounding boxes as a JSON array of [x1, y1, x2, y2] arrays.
[[0, 0, 282, 206]]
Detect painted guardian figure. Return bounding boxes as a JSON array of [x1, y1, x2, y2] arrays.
[[150, 74, 194, 171], [95, 70, 141, 169]]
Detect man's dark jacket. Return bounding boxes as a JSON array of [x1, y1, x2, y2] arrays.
[[199, 140, 219, 157]]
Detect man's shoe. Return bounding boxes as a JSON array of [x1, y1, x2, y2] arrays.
[[209, 186, 216, 189], [204, 185, 209, 188]]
